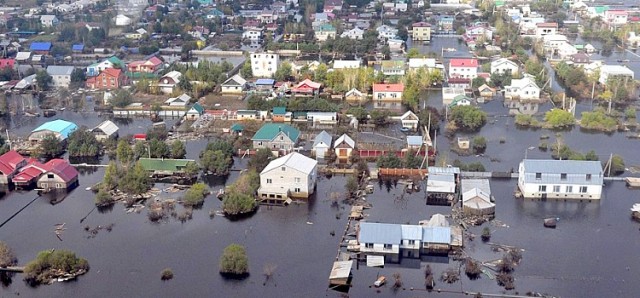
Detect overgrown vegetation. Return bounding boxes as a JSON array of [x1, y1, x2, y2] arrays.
[[200, 140, 234, 176], [182, 183, 209, 207], [248, 148, 273, 173], [67, 129, 101, 157], [222, 170, 259, 216], [37, 134, 64, 159], [580, 110, 618, 132], [24, 250, 89, 286], [464, 258, 482, 279], [161, 268, 174, 281], [449, 106, 487, 132], [0, 241, 17, 267], [544, 109, 575, 129], [219, 244, 249, 276]]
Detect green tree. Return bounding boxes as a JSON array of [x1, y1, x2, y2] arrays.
[[35, 70, 53, 91], [38, 134, 64, 158], [418, 107, 442, 132], [149, 139, 170, 158], [205, 140, 235, 157], [370, 110, 391, 126], [67, 129, 101, 157], [70, 68, 86, 88], [449, 106, 487, 132], [133, 141, 148, 159], [201, 150, 232, 175], [219, 244, 249, 275], [274, 61, 292, 81], [377, 153, 402, 168], [348, 106, 368, 122], [346, 176, 359, 197], [248, 148, 273, 172], [178, 77, 192, 92], [110, 89, 133, 108], [472, 136, 487, 154], [184, 161, 200, 176], [406, 48, 421, 59], [403, 150, 422, 169], [472, 77, 487, 89], [609, 155, 625, 176], [23, 250, 89, 286], [585, 150, 599, 161], [314, 63, 328, 83], [544, 109, 575, 128], [116, 139, 134, 163], [183, 182, 208, 207], [95, 188, 114, 206], [240, 60, 253, 79], [170, 140, 187, 159], [103, 161, 119, 190], [120, 162, 151, 195], [402, 86, 420, 110]]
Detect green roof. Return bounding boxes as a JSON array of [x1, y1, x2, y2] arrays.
[[594, 6, 609, 14], [317, 24, 336, 32], [273, 106, 286, 115], [230, 123, 244, 132], [138, 158, 196, 172], [574, 44, 584, 49], [107, 56, 124, 68], [252, 123, 300, 142], [189, 103, 204, 114], [125, 71, 158, 79]]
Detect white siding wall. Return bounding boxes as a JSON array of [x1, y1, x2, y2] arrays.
[[359, 243, 400, 254]]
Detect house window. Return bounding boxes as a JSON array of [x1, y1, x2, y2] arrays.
[[579, 186, 588, 193], [257, 141, 263, 146], [266, 179, 272, 184], [408, 240, 415, 245], [365, 243, 373, 248], [561, 173, 567, 180], [281, 167, 286, 171], [294, 177, 300, 183], [47, 174, 54, 179], [553, 185, 560, 193], [538, 185, 547, 192], [566, 186, 573, 193], [586, 174, 592, 181], [535, 173, 542, 179], [294, 187, 300, 192]]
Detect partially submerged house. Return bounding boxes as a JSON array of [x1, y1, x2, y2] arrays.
[[12, 159, 47, 189], [37, 159, 79, 190], [400, 110, 419, 131], [29, 119, 78, 144], [91, 120, 119, 141], [518, 159, 603, 200], [258, 152, 317, 203], [312, 130, 332, 159], [138, 158, 197, 177], [426, 166, 460, 205], [0, 150, 27, 185], [333, 133, 355, 161], [344, 88, 366, 103], [461, 179, 495, 216]]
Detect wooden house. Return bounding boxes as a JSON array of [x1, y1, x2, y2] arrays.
[[37, 159, 79, 190], [333, 134, 355, 160]]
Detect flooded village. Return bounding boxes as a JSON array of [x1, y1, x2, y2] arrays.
[[2, 0, 640, 297]]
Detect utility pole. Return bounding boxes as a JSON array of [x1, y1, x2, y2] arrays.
[[590, 81, 595, 109]]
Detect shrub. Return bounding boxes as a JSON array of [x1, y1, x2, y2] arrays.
[[0, 241, 17, 267], [440, 268, 459, 284], [345, 176, 359, 197], [481, 227, 491, 242], [222, 191, 257, 215], [449, 106, 487, 132], [515, 114, 540, 127], [580, 110, 618, 131], [472, 136, 487, 154], [23, 250, 89, 285], [161, 268, 174, 280], [625, 107, 637, 119], [544, 109, 575, 128], [183, 183, 209, 207], [219, 244, 249, 276], [609, 155, 625, 176], [464, 259, 482, 279], [95, 188, 115, 207]]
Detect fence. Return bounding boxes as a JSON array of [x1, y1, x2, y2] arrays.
[[358, 149, 435, 158], [378, 168, 428, 177]]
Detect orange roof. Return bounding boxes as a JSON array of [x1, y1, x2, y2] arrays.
[[450, 58, 478, 68], [373, 83, 404, 93], [102, 68, 122, 77]]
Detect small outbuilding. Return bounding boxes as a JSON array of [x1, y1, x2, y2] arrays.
[[91, 120, 119, 141], [334, 133, 355, 161], [312, 130, 332, 159], [29, 119, 78, 144], [400, 110, 419, 131]]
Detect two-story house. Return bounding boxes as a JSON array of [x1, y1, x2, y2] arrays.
[[85, 68, 125, 90], [372, 83, 404, 109], [252, 123, 300, 155], [251, 53, 280, 77], [535, 23, 558, 38], [490, 58, 519, 76], [449, 58, 478, 79], [40, 15, 59, 27], [518, 159, 603, 200], [46, 66, 74, 88], [340, 27, 364, 40], [258, 152, 317, 202], [412, 22, 431, 41], [314, 24, 337, 41], [504, 74, 540, 100]]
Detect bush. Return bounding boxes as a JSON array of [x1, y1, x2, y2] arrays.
[[161, 268, 174, 280], [515, 114, 540, 127], [472, 136, 487, 154], [201, 150, 233, 175], [95, 188, 114, 207], [580, 110, 618, 131], [219, 244, 249, 276], [376, 153, 402, 168], [183, 183, 209, 207], [24, 250, 89, 285], [67, 129, 101, 157], [464, 259, 482, 279], [609, 155, 625, 176], [0, 241, 17, 267], [544, 109, 575, 128], [625, 107, 637, 119], [449, 106, 487, 132], [481, 227, 491, 242], [222, 191, 257, 215], [345, 176, 359, 197]]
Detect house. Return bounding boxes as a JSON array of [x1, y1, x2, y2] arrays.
[[45, 66, 74, 88], [314, 24, 337, 41], [570, 52, 590, 65], [292, 79, 321, 94], [252, 123, 300, 155], [307, 112, 337, 124], [406, 136, 423, 150], [85, 68, 124, 90], [457, 137, 470, 149], [221, 75, 247, 94], [461, 179, 495, 216], [490, 58, 519, 75], [0, 150, 27, 185], [556, 41, 578, 59], [408, 58, 439, 71], [15, 52, 31, 63], [29, 42, 52, 55], [358, 222, 456, 260], [91, 120, 119, 141], [447, 77, 471, 90], [128, 57, 163, 74], [86, 56, 123, 77], [412, 22, 432, 41], [115, 14, 132, 26], [165, 94, 192, 107], [40, 15, 59, 27], [37, 159, 79, 190], [258, 152, 318, 202], [376, 25, 398, 40], [504, 74, 540, 100], [332, 60, 361, 70], [0, 59, 15, 70], [237, 110, 260, 120], [12, 159, 47, 189], [138, 158, 197, 176], [535, 23, 558, 38], [387, 39, 404, 52], [426, 172, 457, 205], [380, 60, 406, 76], [333, 133, 355, 160], [242, 29, 262, 41], [271, 107, 291, 122], [29, 119, 78, 144], [438, 16, 454, 32], [372, 83, 404, 109], [449, 58, 478, 79], [599, 65, 634, 84], [157, 71, 182, 94], [518, 159, 604, 200], [251, 53, 279, 77], [255, 78, 276, 92], [604, 10, 628, 27], [185, 103, 204, 121], [340, 27, 364, 40], [449, 95, 472, 108], [400, 110, 419, 130], [478, 84, 496, 99], [312, 130, 332, 159], [345, 88, 366, 103]]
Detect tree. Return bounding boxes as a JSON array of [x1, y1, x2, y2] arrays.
[[370, 110, 391, 126], [0, 241, 17, 267], [377, 153, 402, 168], [403, 150, 422, 169], [23, 250, 89, 286], [38, 134, 64, 158], [314, 63, 328, 83], [609, 155, 625, 176], [346, 176, 359, 197], [402, 86, 420, 110], [70, 68, 86, 88], [67, 129, 101, 157], [347, 106, 368, 122], [407, 48, 421, 59], [120, 162, 151, 195], [149, 139, 170, 158], [240, 60, 253, 79], [95, 188, 114, 206], [103, 162, 119, 190], [110, 89, 133, 108], [472, 136, 487, 154], [219, 244, 249, 275], [481, 227, 491, 242], [170, 140, 186, 159], [183, 183, 208, 207], [201, 150, 232, 175], [472, 77, 487, 89], [544, 109, 575, 128], [222, 189, 257, 215], [449, 106, 487, 132], [418, 107, 442, 132], [178, 77, 192, 92], [116, 139, 134, 163], [248, 148, 273, 172], [274, 61, 292, 81], [133, 141, 148, 159], [35, 70, 53, 91]]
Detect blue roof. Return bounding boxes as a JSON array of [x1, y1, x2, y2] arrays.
[[72, 44, 84, 51], [313, 130, 332, 148], [255, 78, 275, 85], [32, 119, 78, 139], [30, 42, 52, 51], [359, 222, 402, 245], [422, 227, 451, 244], [521, 159, 603, 185]]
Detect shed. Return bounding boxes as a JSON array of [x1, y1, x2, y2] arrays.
[[462, 188, 495, 216], [91, 120, 119, 141], [329, 260, 353, 286], [138, 158, 197, 176], [312, 130, 332, 159], [72, 44, 84, 52], [334, 133, 355, 160], [457, 137, 470, 149], [29, 42, 52, 52], [406, 136, 423, 150], [400, 110, 419, 130]]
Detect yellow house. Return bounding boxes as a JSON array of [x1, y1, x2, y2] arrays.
[[412, 22, 431, 41]]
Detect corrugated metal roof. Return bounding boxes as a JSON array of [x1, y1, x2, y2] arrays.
[[261, 152, 317, 175], [334, 133, 355, 149], [313, 131, 332, 148], [407, 136, 422, 146], [400, 225, 422, 240], [359, 222, 402, 244], [94, 120, 119, 136], [424, 214, 449, 227], [32, 119, 77, 139], [29, 42, 51, 51], [462, 188, 491, 203], [426, 173, 456, 193], [252, 123, 300, 142], [522, 159, 603, 185], [46, 65, 74, 76], [428, 166, 460, 174], [422, 227, 451, 244], [138, 158, 196, 171], [461, 179, 491, 195]]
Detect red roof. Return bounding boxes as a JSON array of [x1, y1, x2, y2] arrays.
[[413, 22, 431, 27], [12, 160, 47, 183], [0, 59, 15, 69], [606, 10, 628, 15], [133, 134, 147, 140], [102, 68, 122, 78], [372, 83, 405, 93], [447, 77, 470, 83], [536, 22, 558, 28], [43, 159, 78, 183], [450, 58, 478, 68], [0, 150, 26, 175], [295, 79, 321, 89], [147, 56, 163, 66]]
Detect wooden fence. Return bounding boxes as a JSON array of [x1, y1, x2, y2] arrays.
[[358, 149, 435, 158], [378, 168, 428, 177]]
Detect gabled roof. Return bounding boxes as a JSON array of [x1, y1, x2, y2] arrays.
[[101, 68, 122, 78], [32, 119, 78, 139], [252, 123, 300, 142], [272, 106, 286, 115], [222, 74, 247, 86], [491, 57, 518, 68], [450, 58, 478, 68], [373, 83, 404, 93], [46, 65, 74, 76], [0, 150, 25, 175], [161, 70, 182, 83], [12, 160, 47, 182], [313, 130, 332, 148], [345, 88, 363, 97], [400, 110, 418, 121], [261, 152, 317, 175], [107, 56, 124, 67], [43, 159, 78, 183], [334, 133, 355, 149], [295, 79, 321, 89], [359, 222, 402, 245], [15, 52, 31, 60], [188, 103, 204, 114], [93, 120, 119, 136]]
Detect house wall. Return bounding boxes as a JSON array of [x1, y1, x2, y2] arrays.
[[251, 53, 279, 77], [517, 164, 603, 200], [51, 74, 71, 88], [259, 164, 317, 199], [253, 132, 295, 153], [335, 146, 352, 159], [450, 66, 477, 79], [28, 131, 62, 143], [491, 63, 518, 75], [221, 85, 244, 94], [412, 27, 431, 41], [313, 144, 329, 159], [359, 243, 400, 254], [37, 173, 75, 189]]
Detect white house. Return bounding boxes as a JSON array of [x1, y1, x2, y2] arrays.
[[312, 130, 332, 159], [91, 120, 119, 141], [535, 23, 558, 38], [400, 110, 419, 130], [251, 53, 280, 77], [258, 152, 318, 201], [504, 74, 540, 100], [243, 29, 263, 41], [40, 15, 59, 27], [490, 58, 519, 75], [115, 14, 132, 26], [449, 58, 478, 79], [408, 58, 437, 70], [518, 159, 604, 200], [340, 27, 364, 40], [599, 65, 634, 84], [165, 93, 191, 107], [395, 1, 407, 11], [556, 41, 578, 59], [604, 10, 628, 27], [442, 87, 466, 106], [157, 71, 182, 94], [332, 60, 361, 70], [376, 25, 398, 40], [358, 222, 455, 259], [307, 112, 337, 124], [221, 74, 247, 94], [46, 66, 74, 88]]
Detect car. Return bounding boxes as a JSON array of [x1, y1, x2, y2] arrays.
[[400, 127, 411, 133]]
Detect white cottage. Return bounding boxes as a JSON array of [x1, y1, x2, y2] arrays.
[[258, 152, 318, 201], [518, 159, 604, 200], [400, 110, 419, 130], [221, 74, 247, 94], [334, 133, 355, 160], [490, 58, 519, 75], [312, 130, 332, 159], [504, 74, 540, 100]]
